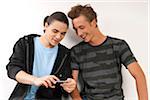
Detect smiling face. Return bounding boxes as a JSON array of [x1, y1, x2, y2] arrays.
[[72, 15, 96, 42], [44, 20, 68, 46]]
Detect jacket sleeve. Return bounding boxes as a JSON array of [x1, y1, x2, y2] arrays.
[[64, 51, 72, 79], [6, 37, 26, 80]]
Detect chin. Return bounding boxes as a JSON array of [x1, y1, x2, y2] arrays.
[[84, 39, 90, 42], [52, 42, 59, 46], [51, 40, 59, 45], [84, 40, 89, 43]]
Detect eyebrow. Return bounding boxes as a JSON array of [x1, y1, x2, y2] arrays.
[[52, 29, 59, 32], [53, 28, 67, 34]]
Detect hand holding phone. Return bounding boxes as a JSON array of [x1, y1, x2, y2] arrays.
[[60, 78, 76, 93]]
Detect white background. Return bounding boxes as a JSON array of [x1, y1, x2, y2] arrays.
[[0, 0, 149, 99]]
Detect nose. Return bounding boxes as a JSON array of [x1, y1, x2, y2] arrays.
[[77, 29, 83, 37], [55, 33, 62, 39]]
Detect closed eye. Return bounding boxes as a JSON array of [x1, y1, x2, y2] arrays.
[[52, 29, 59, 33], [79, 26, 85, 30], [61, 32, 66, 35]]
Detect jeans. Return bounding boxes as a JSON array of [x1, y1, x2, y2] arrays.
[[82, 96, 88, 100]]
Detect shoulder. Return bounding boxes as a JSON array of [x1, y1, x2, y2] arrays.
[[107, 36, 127, 45], [108, 36, 124, 43], [14, 34, 40, 48], [16, 34, 40, 42], [23, 34, 40, 41], [71, 41, 86, 51]]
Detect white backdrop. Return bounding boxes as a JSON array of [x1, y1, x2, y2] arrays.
[[0, 0, 148, 99]]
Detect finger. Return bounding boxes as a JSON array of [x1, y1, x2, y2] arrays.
[[42, 81, 49, 88], [61, 81, 71, 87], [63, 79, 74, 86], [49, 77, 57, 84], [61, 84, 74, 90], [65, 78, 73, 83], [45, 79, 52, 87], [62, 86, 72, 93], [45, 79, 56, 88], [50, 85, 55, 88], [51, 75, 59, 81]]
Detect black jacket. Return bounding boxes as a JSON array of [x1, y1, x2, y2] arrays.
[[6, 34, 72, 100]]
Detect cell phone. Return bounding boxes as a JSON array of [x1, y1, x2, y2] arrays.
[[56, 80, 66, 84]]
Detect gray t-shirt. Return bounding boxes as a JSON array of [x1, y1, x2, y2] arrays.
[[71, 36, 137, 100]]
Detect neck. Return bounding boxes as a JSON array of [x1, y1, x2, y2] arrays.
[[89, 28, 107, 46], [40, 34, 54, 48]]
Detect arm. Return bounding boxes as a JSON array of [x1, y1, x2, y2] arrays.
[[6, 38, 27, 80], [16, 70, 59, 88], [70, 70, 82, 100], [6, 37, 59, 88], [128, 62, 148, 100], [16, 70, 37, 85]]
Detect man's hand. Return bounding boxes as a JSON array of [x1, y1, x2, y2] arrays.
[[60, 78, 76, 93], [33, 75, 59, 88]]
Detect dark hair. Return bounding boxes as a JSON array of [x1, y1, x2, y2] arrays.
[[43, 12, 69, 32], [46, 11, 69, 27], [43, 16, 49, 32], [43, 16, 49, 26], [68, 4, 97, 22]]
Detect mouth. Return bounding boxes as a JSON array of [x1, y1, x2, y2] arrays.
[[81, 33, 87, 39], [53, 38, 60, 43]]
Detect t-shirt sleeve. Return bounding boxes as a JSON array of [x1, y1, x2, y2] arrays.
[[119, 40, 137, 69], [71, 47, 79, 70]]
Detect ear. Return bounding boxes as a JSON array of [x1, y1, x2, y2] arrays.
[[91, 19, 97, 27], [44, 22, 49, 29]]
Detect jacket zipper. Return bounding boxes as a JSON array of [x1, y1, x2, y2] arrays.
[[54, 54, 68, 75]]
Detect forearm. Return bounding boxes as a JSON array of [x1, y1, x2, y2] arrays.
[[135, 73, 148, 100], [71, 70, 82, 100], [128, 62, 148, 100], [15, 70, 37, 85], [71, 87, 82, 100]]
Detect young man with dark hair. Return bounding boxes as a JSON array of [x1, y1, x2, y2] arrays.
[[6, 11, 76, 100], [68, 4, 148, 100]]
